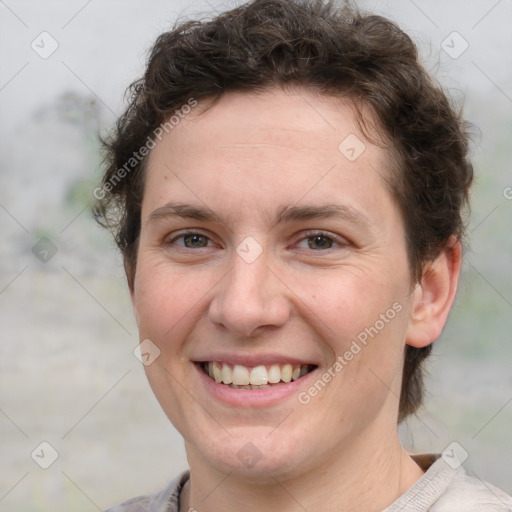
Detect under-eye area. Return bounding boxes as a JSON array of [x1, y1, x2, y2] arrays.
[[197, 361, 317, 389]]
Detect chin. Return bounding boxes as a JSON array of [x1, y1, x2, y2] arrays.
[[185, 423, 322, 483]]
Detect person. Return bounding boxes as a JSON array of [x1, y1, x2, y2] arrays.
[[93, 0, 512, 510]]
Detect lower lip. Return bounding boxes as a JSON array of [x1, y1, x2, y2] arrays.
[[194, 363, 316, 407]]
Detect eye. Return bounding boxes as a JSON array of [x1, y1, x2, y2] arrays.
[[295, 231, 348, 251], [168, 232, 212, 249], [305, 234, 334, 250]]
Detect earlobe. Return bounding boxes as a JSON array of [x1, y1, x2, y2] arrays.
[[406, 237, 462, 348]]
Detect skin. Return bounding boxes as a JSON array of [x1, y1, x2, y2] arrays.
[[130, 87, 461, 512]]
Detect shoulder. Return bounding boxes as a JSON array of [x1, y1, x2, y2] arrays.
[[104, 494, 152, 512], [432, 470, 512, 511], [386, 454, 512, 512], [103, 471, 190, 512]]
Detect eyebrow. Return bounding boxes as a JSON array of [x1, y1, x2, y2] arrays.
[[148, 202, 223, 223], [147, 201, 371, 230], [275, 204, 371, 229]]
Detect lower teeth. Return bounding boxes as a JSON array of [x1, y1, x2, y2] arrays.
[[225, 383, 282, 390]]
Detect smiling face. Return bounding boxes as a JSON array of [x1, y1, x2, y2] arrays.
[[131, 87, 419, 481]]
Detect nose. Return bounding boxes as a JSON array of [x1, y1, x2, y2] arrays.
[[208, 250, 291, 337]]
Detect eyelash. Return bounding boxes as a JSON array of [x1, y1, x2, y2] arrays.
[[167, 231, 215, 249], [165, 230, 349, 251], [295, 230, 349, 251]]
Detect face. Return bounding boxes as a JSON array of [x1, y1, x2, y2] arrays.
[[131, 88, 417, 481]]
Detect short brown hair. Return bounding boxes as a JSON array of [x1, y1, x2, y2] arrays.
[[94, 0, 473, 421]]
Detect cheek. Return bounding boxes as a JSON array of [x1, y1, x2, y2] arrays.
[[133, 258, 206, 344], [296, 266, 411, 399], [303, 269, 404, 338], [302, 276, 409, 422]]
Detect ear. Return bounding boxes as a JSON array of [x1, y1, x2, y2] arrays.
[[130, 285, 140, 328], [124, 259, 139, 327], [406, 237, 462, 348]]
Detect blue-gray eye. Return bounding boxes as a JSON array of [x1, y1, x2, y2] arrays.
[[181, 234, 209, 248]]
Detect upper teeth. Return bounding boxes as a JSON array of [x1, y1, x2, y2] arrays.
[[206, 362, 309, 386]]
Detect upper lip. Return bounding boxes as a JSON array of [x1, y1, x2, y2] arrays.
[[193, 353, 318, 367]]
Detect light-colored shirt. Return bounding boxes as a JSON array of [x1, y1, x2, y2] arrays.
[[104, 454, 512, 512]]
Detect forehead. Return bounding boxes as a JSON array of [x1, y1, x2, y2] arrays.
[[175, 87, 386, 156], [142, 87, 397, 224]]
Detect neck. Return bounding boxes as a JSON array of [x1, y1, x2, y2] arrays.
[[181, 425, 424, 512]]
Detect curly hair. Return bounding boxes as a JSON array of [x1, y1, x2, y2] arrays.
[[93, 0, 473, 421]]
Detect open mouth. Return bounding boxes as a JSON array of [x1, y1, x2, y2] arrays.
[[198, 361, 316, 389]]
